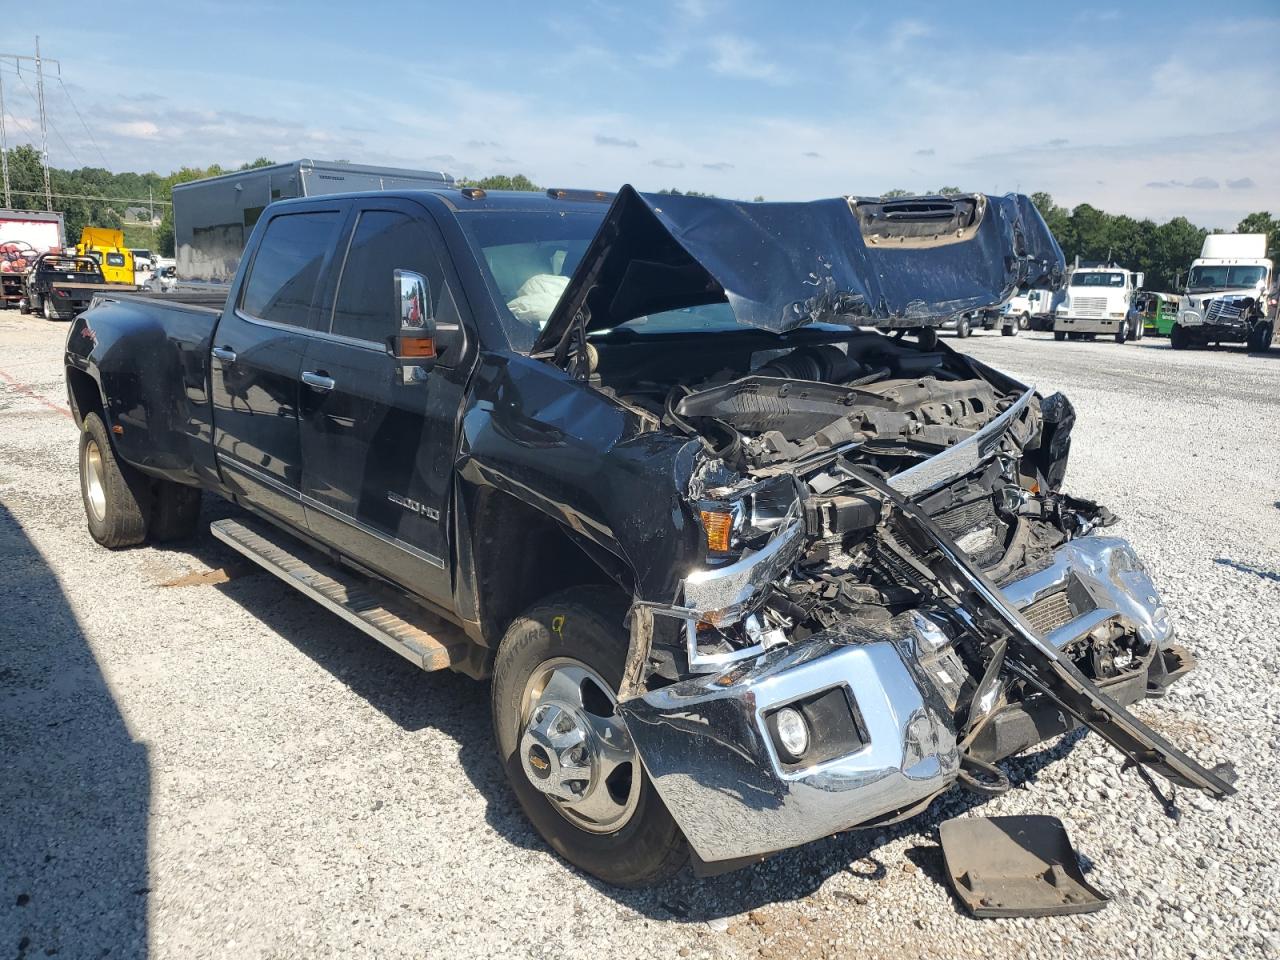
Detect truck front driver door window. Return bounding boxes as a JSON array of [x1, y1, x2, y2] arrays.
[[298, 204, 465, 604]]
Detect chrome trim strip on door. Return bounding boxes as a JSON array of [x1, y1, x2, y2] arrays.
[[217, 453, 301, 501], [216, 453, 447, 570]]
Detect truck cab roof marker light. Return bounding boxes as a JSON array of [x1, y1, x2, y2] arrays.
[[546, 188, 614, 203]]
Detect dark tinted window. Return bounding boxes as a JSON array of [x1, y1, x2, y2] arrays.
[[240, 210, 340, 327], [330, 210, 449, 343]]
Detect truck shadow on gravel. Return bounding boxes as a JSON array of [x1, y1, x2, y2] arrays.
[[0, 500, 151, 959], [173, 498, 1094, 922]]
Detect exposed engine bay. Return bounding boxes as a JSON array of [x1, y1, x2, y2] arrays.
[[594, 329, 1231, 828], [594, 334, 1095, 660]]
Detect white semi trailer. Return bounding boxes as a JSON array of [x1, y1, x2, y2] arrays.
[[1172, 234, 1275, 352]]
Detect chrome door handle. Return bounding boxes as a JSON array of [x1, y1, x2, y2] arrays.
[[301, 371, 336, 391], [211, 345, 237, 363]]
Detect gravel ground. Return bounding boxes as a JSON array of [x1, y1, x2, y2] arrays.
[[2, 313, 1278, 960]]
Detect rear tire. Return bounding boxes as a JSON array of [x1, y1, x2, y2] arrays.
[[43, 297, 59, 321], [148, 481, 203, 541], [79, 412, 150, 549], [492, 586, 688, 888]]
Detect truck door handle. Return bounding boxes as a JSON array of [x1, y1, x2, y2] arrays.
[[211, 345, 237, 363], [301, 371, 336, 391]]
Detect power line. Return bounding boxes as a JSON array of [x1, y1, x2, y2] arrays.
[[56, 76, 109, 169], [0, 39, 59, 209], [9, 65, 81, 168], [5, 188, 171, 205]]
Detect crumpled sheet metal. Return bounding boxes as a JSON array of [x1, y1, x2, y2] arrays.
[[533, 186, 1065, 353]]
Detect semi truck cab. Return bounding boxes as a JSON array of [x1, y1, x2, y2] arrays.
[[1172, 234, 1276, 352], [1053, 267, 1143, 342]]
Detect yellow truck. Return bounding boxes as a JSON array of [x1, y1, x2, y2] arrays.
[[76, 227, 135, 286]]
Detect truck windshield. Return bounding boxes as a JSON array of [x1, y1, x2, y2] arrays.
[[1070, 272, 1125, 287], [456, 207, 741, 352], [1186, 264, 1266, 292]]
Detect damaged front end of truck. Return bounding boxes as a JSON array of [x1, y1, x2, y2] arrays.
[[528, 187, 1234, 871]]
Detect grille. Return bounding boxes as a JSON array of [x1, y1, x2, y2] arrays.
[[1021, 589, 1073, 636], [1205, 299, 1243, 323], [1072, 296, 1108, 317]]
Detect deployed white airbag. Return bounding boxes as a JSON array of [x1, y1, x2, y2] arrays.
[[506, 274, 569, 328]]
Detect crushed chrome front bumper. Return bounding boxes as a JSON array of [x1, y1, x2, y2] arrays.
[[620, 536, 1181, 865]]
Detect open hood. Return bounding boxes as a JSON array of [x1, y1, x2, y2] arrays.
[[532, 186, 1065, 355]]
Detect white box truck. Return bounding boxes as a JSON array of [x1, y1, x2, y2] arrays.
[[1172, 234, 1276, 352], [1053, 266, 1144, 343], [0, 209, 66, 309]]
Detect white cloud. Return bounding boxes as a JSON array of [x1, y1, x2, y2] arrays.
[[707, 35, 787, 84], [106, 120, 160, 138]]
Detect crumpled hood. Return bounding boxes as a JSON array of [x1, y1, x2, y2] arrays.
[[1183, 289, 1259, 311], [532, 186, 1065, 355]]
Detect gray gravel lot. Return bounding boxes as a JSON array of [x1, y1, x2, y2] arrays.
[[3, 314, 1278, 960]]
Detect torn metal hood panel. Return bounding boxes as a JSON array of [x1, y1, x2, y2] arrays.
[[532, 186, 1065, 354]]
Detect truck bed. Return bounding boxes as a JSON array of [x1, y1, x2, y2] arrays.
[[102, 289, 228, 310]]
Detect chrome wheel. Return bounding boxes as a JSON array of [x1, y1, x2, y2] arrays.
[[83, 438, 107, 522], [519, 657, 640, 834]]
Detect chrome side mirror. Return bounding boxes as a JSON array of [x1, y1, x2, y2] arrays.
[[394, 269, 437, 382]]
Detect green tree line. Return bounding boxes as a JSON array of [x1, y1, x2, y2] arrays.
[[2, 144, 1275, 288], [0, 144, 273, 254]]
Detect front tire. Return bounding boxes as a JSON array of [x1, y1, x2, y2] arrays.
[[1054, 331, 1067, 341], [492, 587, 687, 887], [955, 315, 971, 338], [1248, 320, 1275, 353], [19, 295, 30, 314], [79, 412, 150, 548], [1170, 324, 1190, 350]]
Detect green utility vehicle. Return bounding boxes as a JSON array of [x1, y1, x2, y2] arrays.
[[1138, 292, 1181, 336]]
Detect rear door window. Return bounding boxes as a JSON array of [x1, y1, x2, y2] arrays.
[[240, 211, 341, 327]]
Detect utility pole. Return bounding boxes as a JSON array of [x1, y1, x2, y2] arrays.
[[0, 40, 60, 212], [0, 64, 10, 207], [34, 37, 51, 210]]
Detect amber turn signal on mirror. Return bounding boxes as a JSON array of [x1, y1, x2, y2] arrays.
[[397, 333, 436, 359]]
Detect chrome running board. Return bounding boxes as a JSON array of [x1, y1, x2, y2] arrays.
[[211, 516, 469, 673]]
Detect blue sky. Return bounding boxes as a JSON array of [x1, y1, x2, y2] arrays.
[[3, 0, 1278, 227]]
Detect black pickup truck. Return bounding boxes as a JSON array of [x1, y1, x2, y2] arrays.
[[23, 252, 106, 320], [65, 186, 1231, 887]]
